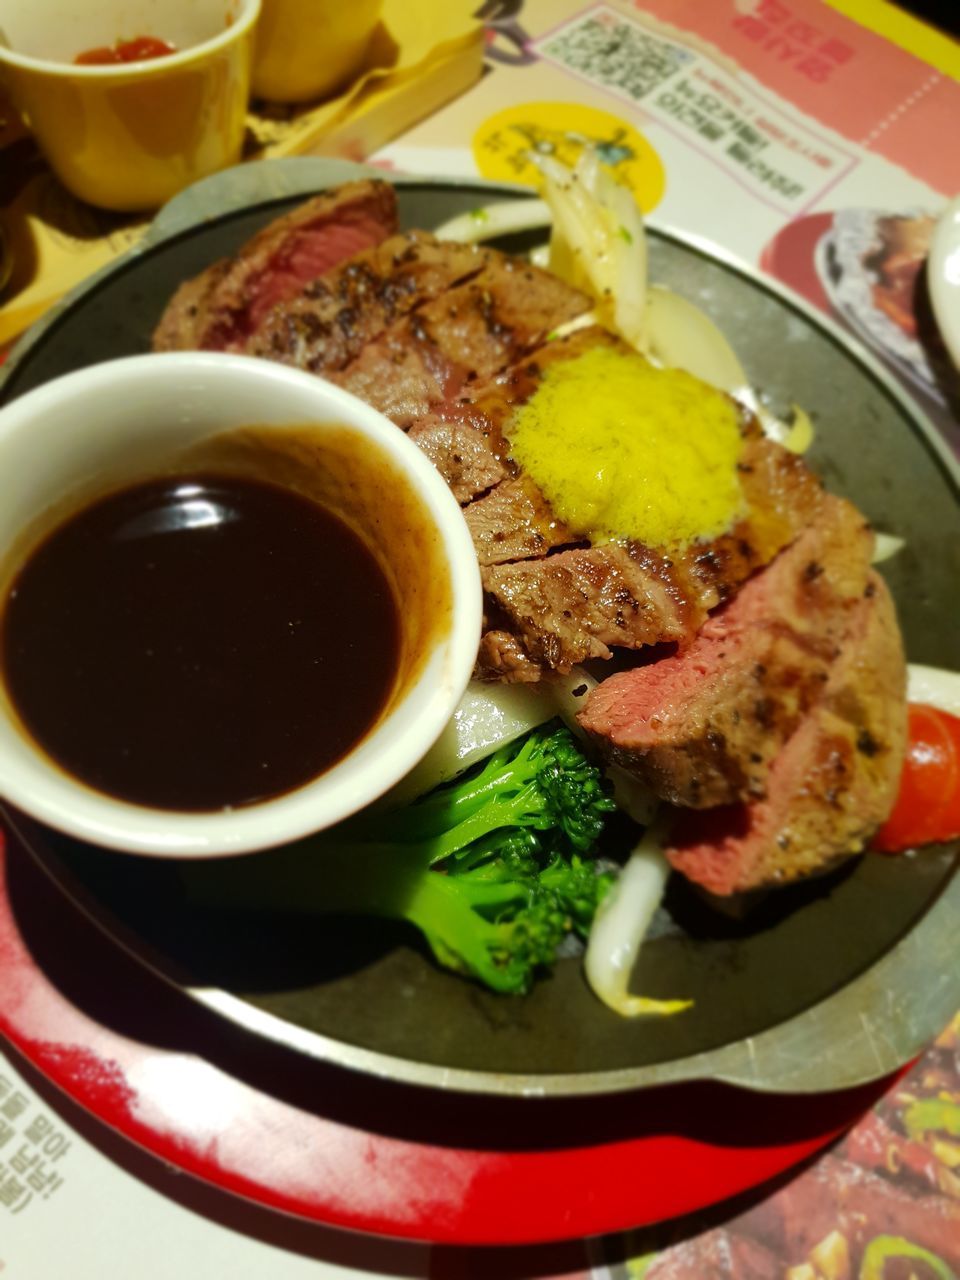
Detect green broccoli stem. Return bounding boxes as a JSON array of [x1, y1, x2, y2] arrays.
[[181, 725, 616, 997], [182, 835, 544, 995], [347, 736, 549, 847], [348, 724, 615, 859]]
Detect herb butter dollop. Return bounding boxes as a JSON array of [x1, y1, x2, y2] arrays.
[[506, 346, 745, 547]]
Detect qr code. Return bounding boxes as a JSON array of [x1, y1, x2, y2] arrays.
[[538, 8, 694, 103]]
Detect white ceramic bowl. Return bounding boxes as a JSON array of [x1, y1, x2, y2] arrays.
[[0, 353, 482, 857]]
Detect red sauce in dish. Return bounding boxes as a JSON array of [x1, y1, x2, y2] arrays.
[[74, 36, 177, 65]]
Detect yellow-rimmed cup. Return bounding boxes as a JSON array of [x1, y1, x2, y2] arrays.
[[0, 0, 260, 212], [252, 0, 383, 104]]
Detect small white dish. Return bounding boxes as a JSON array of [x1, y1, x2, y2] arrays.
[[928, 195, 960, 373], [0, 353, 482, 857]]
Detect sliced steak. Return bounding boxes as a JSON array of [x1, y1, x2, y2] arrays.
[[152, 179, 399, 352], [684, 432, 827, 612], [408, 414, 508, 504], [331, 257, 592, 426], [244, 232, 495, 371], [439, 325, 828, 681], [153, 259, 233, 354], [476, 434, 826, 682], [665, 570, 906, 894], [465, 476, 575, 565], [481, 541, 701, 673], [577, 494, 873, 805], [475, 629, 546, 683]]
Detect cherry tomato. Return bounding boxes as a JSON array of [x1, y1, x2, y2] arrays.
[[873, 703, 960, 852]]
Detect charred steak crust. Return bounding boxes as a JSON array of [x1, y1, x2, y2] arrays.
[[152, 180, 400, 353], [330, 255, 593, 428], [408, 414, 509, 505], [421, 325, 828, 682], [244, 231, 498, 372], [665, 570, 907, 895]]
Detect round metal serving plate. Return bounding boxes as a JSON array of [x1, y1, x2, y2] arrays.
[[2, 158, 959, 1099]]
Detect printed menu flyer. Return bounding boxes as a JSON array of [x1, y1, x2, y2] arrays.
[[377, 0, 960, 450]]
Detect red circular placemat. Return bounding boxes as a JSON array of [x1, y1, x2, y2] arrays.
[[0, 826, 892, 1246]]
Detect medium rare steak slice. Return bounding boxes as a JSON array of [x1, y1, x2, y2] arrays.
[[244, 232, 496, 371], [665, 570, 906, 895], [331, 257, 592, 426], [152, 180, 399, 352], [578, 494, 873, 805]]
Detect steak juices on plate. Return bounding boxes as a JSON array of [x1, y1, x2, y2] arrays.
[[153, 177, 907, 900]]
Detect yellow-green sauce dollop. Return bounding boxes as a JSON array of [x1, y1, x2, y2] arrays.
[[507, 346, 745, 547]]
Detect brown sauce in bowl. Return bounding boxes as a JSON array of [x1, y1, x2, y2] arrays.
[[0, 472, 401, 811]]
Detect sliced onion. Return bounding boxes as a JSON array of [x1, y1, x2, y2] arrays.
[[384, 679, 555, 805], [547, 310, 601, 340], [644, 284, 748, 393], [432, 199, 552, 245], [536, 152, 648, 352], [780, 404, 815, 454], [584, 820, 692, 1018], [872, 531, 906, 564], [381, 665, 609, 803]]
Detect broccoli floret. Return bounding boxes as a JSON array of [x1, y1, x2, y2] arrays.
[[183, 724, 616, 995], [346, 723, 617, 860], [399, 838, 612, 994]]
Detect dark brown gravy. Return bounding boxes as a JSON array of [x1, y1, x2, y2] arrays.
[[1, 472, 401, 811]]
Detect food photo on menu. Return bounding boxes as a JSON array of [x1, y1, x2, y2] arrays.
[[0, 0, 959, 1275], [761, 204, 959, 419]]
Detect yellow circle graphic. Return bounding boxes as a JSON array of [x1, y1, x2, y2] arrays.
[[472, 101, 666, 214]]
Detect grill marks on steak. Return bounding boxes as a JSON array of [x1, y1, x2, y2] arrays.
[[153, 180, 399, 352], [480, 541, 700, 676], [330, 257, 593, 427], [577, 489, 907, 894], [244, 232, 497, 372], [466, 475, 575, 565], [578, 495, 873, 806], [408, 413, 509, 505], [666, 570, 906, 894]]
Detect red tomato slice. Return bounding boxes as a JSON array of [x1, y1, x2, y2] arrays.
[[873, 703, 960, 852]]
